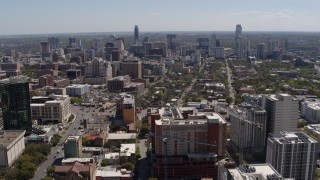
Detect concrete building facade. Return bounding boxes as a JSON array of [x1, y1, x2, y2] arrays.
[[266, 132, 318, 180], [265, 93, 299, 136], [31, 95, 71, 124], [0, 130, 26, 168]]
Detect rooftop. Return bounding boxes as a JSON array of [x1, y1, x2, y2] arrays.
[[66, 135, 80, 141], [274, 132, 317, 144], [120, 143, 136, 157], [0, 75, 28, 84], [62, 158, 93, 164], [104, 153, 120, 159], [228, 163, 283, 180], [0, 130, 26, 149], [96, 167, 131, 178], [66, 84, 91, 88], [108, 133, 136, 140]]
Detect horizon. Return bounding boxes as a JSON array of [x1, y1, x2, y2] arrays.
[[1, 0, 320, 35], [1, 30, 320, 37]]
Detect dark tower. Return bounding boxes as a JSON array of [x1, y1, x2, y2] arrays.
[[134, 25, 139, 45], [0, 76, 32, 134]]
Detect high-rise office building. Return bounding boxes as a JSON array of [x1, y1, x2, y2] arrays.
[[282, 37, 289, 51], [230, 107, 267, 150], [84, 58, 112, 78], [266, 132, 318, 180], [212, 33, 217, 49], [48, 37, 60, 49], [68, 37, 76, 48], [235, 24, 242, 39], [257, 43, 266, 59], [235, 24, 250, 59], [0, 76, 32, 133], [134, 25, 139, 45], [167, 34, 177, 54], [40, 41, 51, 58], [86, 49, 95, 61], [121, 57, 142, 79], [264, 93, 299, 136]]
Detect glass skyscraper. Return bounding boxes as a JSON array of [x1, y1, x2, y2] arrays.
[[0, 76, 32, 133]]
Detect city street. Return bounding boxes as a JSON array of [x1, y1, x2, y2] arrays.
[[32, 106, 83, 180], [177, 59, 207, 106], [225, 59, 235, 105], [138, 139, 149, 180]]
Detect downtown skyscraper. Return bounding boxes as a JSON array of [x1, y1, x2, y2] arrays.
[[0, 76, 32, 133], [134, 25, 139, 45]]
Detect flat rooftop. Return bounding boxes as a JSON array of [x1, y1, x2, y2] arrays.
[[274, 132, 317, 144], [228, 163, 283, 180], [62, 158, 93, 164], [108, 133, 136, 140], [0, 130, 26, 149], [120, 144, 136, 157]]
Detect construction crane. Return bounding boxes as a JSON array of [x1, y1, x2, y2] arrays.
[[148, 133, 218, 180]]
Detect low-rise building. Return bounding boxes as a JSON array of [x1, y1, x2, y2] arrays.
[[66, 84, 91, 97], [120, 143, 136, 163], [39, 86, 66, 96], [116, 94, 135, 124], [0, 130, 26, 168], [53, 78, 69, 88], [107, 75, 131, 92], [61, 158, 94, 165], [96, 167, 132, 180], [301, 100, 320, 124], [104, 152, 120, 165], [38, 74, 53, 88], [305, 124, 320, 139], [54, 162, 96, 180], [64, 136, 82, 158]]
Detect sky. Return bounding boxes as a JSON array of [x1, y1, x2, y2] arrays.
[[1, 0, 320, 35]]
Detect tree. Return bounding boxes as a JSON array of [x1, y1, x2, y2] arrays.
[[70, 97, 81, 104], [121, 162, 135, 170], [226, 96, 233, 105], [101, 159, 108, 167], [297, 120, 308, 128], [46, 165, 55, 177], [68, 114, 75, 122], [135, 147, 141, 159]]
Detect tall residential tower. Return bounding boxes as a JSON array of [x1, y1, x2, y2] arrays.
[[0, 76, 32, 133]]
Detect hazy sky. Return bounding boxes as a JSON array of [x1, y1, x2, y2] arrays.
[[1, 0, 320, 35]]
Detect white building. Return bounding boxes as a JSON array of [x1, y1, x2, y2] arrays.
[[31, 95, 71, 123], [305, 124, 320, 139], [66, 84, 91, 97], [264, 93, 299, 136], [104, 152, 120, 165], [0, 130, 26, 168], [120, 143, 136, 157], [214, 47, 225, 59], [85, 58, 112, 77], [301, 100, 320, 124], [266, 132, 318, 180], [222, 163, 285, 180]]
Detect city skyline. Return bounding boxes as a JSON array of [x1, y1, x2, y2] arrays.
[[1, 0, 320, 35]]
